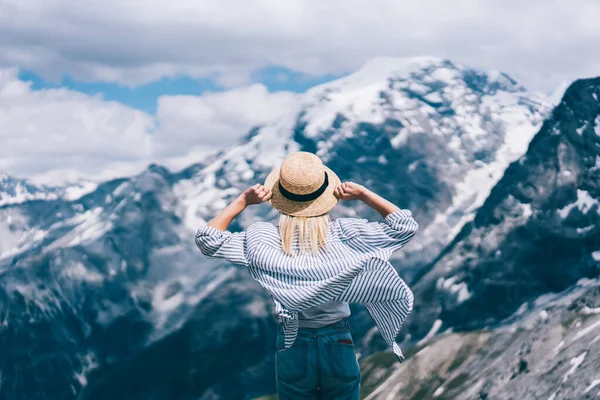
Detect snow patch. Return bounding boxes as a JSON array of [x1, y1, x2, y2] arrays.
[[13, 283, 57, 315], [152, 282, 185, 314], [150, 268, 236, 337], [557, 189, 598, 218], [582, 306, 600, 315], [521, 203, 533, 219], [416, 88, 546, 259], [384, 382, 404, 400], [44, 207, 113, 251], [0, 226, 48, 260], [437, 276, 472, 303], [433, 386, 445, 397], [591, 156, 600, 172], [515, 302, 529, 316], [423, 91, 444, 103], [417, 319, 442, 346], [585, 379, 600, 394], [112, 182, 131, 197], [245, 299, 268, 317], [74, 353, 98, 387], [554, 340, 564, 355], [61, 262, 104, 283], [390, 128, 409, 148], [592, 251, 600, 261], [573, 319, 600, 342], [563, 351, 586, 382], [595, 115, 600, 136], [62, 181, 98, 201], [548, 80, 571, 105], [430, 67, 457, 83], [577, 225, 594, 234], [539, 310, 549, 321]]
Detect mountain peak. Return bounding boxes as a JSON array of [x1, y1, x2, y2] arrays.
[[307, 56, 452, 96], [351, 56, 447, 79]]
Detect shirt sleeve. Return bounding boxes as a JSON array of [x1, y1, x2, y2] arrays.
[[339, 209, 419, 252], [195, 225, 250, 267]]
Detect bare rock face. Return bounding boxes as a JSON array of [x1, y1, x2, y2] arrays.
[[360, 77, 600, 400], [360, 279, 600, 400], [406, 77, 600, 342]]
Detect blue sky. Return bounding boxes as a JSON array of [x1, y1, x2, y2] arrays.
[[19, 67, 341, 113]]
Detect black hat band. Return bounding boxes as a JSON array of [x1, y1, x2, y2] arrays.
[[278, 172, 329, 202]]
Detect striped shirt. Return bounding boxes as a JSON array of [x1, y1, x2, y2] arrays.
[[195, 209, 419, 362]]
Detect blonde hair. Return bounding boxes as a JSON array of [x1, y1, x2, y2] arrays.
[[279, 213, 330, 255]]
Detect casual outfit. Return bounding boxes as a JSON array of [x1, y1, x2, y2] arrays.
[[195, 209, 418, 358], [195, 152, 419, 399]]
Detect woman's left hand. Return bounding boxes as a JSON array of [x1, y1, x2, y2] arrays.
[[238, 184, 273, 206]]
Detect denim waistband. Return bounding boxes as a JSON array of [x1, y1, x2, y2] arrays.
[[279, 318, 350, 337]]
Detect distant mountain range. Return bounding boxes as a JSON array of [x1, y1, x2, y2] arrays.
[[0, 172, 97, 207], [0, 57, 597, 400]]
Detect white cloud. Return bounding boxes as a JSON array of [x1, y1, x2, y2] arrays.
[[0, 68, 298, 183], [0, 0, 599, 92], [2, 0, 599, 182], [154, 84, 298, 157]]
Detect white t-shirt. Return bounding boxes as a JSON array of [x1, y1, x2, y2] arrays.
[[297, 301, 351, 328]]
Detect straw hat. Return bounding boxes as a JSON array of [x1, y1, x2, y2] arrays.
[[264, 152, 341, 217]]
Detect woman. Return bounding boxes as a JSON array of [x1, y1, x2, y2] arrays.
[[196, 152, 418, 400]]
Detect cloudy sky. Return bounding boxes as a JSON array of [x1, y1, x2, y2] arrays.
[[1, 0, 599, 183]]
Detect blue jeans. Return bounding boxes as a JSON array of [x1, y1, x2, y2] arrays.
[[275, 318, 360, 400]]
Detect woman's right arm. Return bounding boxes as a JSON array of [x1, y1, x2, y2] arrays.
[[334, 182, 398, 218], [334, 182, 419, 250], [362, 190, 399, 218]]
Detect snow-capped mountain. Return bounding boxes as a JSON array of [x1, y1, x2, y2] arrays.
[[406, 76, 600, 339], [1, 56, 581, 399], [0, 171, 97, 207], [176, 57, 550, 278], [364, 76, 600, 399]]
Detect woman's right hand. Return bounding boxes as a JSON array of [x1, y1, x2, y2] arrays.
[[334, 182, 367, 201], [238, 183, 272, 206]]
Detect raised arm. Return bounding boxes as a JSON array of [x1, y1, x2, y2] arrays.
[[207, 183, 272, 231], [195, 184, 272, 266], [334, 182, 418, 251], [334, 182, 399, 218]]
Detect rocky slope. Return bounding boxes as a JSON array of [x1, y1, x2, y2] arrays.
[[404, 77, 600, 343], [351, 77, 600, 400], [360, 278, 600, 400]]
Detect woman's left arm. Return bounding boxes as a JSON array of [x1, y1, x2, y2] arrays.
[[195, 184, 272, 266], [207, 183, 272, 230]]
